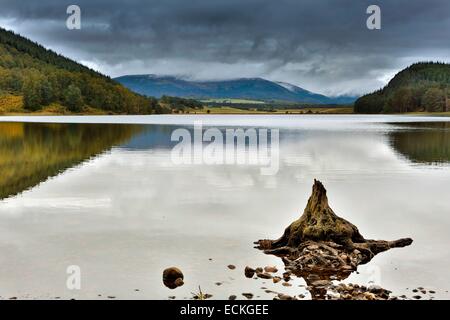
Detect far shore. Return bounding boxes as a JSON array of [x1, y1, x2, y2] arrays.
[[1, 105, 450, 117]]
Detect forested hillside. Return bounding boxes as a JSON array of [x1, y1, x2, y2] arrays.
[[0, 28, 199, 114], [354, 62, 450, 114]]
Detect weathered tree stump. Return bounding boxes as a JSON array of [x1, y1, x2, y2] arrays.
[[256, 180, 412, 274]]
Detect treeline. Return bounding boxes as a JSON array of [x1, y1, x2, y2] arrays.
[[354, 62, 450, 114], [0, 28, 199, 114], [160, 95, 203, 112], [205, 101, 346, 112]]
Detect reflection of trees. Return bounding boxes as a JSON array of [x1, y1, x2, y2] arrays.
[[0, 123, 142, 199], [390, 122, 450, 164]]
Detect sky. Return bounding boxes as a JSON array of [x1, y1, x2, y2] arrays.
[[1, 0, 449, 96]]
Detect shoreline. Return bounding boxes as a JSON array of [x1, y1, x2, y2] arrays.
[[2, 114, 450, 126], [1, 110, 450, 117]]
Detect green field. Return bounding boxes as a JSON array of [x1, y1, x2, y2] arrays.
[[189, 106, 354, 114], [200, 98, 266, 104]]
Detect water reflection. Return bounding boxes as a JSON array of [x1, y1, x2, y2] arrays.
[[1, 119, 450, 299], [2, 121, 450, 200], [390, 122, 450, 164], [0, 122, 142, 199]]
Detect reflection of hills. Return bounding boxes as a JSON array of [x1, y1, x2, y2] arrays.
[[0, 123, 142, 200], [390, 122, 450, 164], [121, 125, 180, 150]]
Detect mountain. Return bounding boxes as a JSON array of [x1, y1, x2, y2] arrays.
[[0, 28, 172, 114], [115, 75, 356, 105], [355, 62, 450, 114]]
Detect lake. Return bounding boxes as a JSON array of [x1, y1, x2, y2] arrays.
[[0, 115, 450, 300]]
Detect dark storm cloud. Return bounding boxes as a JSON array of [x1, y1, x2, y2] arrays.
[[1, 0, 450, 95]]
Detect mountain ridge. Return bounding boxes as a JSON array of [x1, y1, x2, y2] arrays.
[[115, 74, 357, 105]]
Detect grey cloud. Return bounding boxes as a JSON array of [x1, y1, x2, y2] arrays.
[[1, 0, 449, 96]]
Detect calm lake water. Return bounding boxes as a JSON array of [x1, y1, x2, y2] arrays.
[[0, 115, 450, 300]]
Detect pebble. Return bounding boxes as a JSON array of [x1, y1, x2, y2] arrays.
[[163, 267, 184, 289], [278, 294, 295, 300], [282, 282, 292, 287], [228, 295, 237, 300], [368, 285, 383, 294], [273, 276, 282, 284], [363, 292, 376, 300], [228, 265, 236, 270], [311, 280, 331, 288], [256, 272, 272, 279], [242, 293, 254, 300], [413, 295, 422, 299], [264, 266, 278, 273], [244, 266, 255, 278]]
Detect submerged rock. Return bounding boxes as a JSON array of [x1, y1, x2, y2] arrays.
[[256, 180, 413, 276]]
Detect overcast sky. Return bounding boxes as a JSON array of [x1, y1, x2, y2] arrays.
[[1, 0, 449, 96]]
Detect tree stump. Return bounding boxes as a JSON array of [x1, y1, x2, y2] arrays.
[[256, 180, 412, 274]]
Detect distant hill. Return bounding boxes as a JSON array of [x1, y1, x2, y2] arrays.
[[115, 75, 356, 105], [355, 62, 450, 113], [0, 27, 192, 114]]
